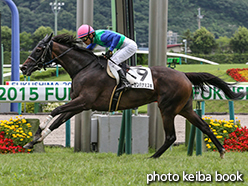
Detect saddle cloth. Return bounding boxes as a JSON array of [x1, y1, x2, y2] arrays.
[[107, 65, 154, 90], [107, 65, 154, 112]]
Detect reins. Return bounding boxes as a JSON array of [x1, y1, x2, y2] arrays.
[[70, 56, 99, 79], [47, 41, 103, 79], [44, 46, 74, 66]]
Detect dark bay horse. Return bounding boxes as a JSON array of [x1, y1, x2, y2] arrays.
[[21, 33, 244, 158]]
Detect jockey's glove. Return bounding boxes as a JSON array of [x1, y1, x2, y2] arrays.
[[105, 50, 113, 59]]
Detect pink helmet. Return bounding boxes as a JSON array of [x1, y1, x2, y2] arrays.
[[77, 24, 95, 38]]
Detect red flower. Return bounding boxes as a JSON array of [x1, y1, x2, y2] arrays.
[[0, 131, 26, 154], [226, 68, 248, 82], [224, 126, 248, 152]]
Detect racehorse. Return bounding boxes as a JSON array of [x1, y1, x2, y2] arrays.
[[21, 33, 244, 159]]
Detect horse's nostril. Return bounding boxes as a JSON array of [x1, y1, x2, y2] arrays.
[[21, 66, 26, 70], [20, 66, 27, 74]]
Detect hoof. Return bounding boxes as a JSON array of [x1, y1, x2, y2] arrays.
[[23, 141, 35, 149], [149, 155, 159, 159], [220, 148, 226, 159]]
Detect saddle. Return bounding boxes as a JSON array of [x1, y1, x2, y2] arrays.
[[99, 59, 154, 111], [107, 63, 128, 112], [107, 62, 129, 79]]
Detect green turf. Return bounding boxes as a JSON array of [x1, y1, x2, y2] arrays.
[[0, 146, 246, 186], [176, 64, 248, 82], [175, 64, 248, 73]]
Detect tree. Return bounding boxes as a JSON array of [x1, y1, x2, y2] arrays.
[[181, 29, 193, 52], [216, 36, 231, 53], [229, 26, 248, 53], [31, 26, 53, 48], [57, 29, 76, 36], [20, 31, 32, 51], [190, 27, 217, 54], [182, 29, 193, 43], [1, 26, 11, 52]]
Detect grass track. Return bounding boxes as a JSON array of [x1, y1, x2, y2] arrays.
[[0, 146, 247, 185]]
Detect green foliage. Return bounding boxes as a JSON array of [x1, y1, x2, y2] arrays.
[[1, 25, 74, 55], [42, 102, 65, 112], [137, 53, 148, 65], [230, 26, 248, 53], [1, 26, 11, 52], [20, 102, 40, 113], [181, 29, 193, 49], [190, 27, 217, 54], [3, 51, 30, 64], [20, 32, 33, 51], [19, 68, 67, 81], [57, 29, 76, 36], [2, 0, 248, 48], [216, 36, 231, 53], [31, 26, 54, 48], [93, 0, 111, 30]]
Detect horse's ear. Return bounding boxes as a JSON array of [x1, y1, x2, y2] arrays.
[[44, 33, 53, 43], [43, 34, 48, 40], [48, 33, 53, 41]]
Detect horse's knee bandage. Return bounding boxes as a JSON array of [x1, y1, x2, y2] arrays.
[[40, 115, 53, 130]]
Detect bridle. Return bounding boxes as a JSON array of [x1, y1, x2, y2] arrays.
[[26, 34, 104, 79], [27, 40, 53, 71], [27, 39, 73, 71]]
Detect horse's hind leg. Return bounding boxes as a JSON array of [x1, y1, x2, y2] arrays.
[[180, 103, 226, 158], [150, 113, 176, 158]]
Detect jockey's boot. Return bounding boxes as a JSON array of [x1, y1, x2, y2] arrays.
[[116, 69, 132, 92]]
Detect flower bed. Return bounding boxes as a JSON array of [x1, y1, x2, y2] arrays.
[[224, 126, 248, 152], [0, 116, 33, 154], [203, 117, 241, 151], [226, 68, 248, 82]]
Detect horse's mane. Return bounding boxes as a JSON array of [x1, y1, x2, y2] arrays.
[[52, 34, 97, 57]]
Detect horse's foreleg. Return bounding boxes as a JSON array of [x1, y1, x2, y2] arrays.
[[40, 110, 81, 143], [50, 97, 89, 117], [150, 114, 176, 158], [40, 115, 53, 130], [23, 115, 53, 149], [38, 97, 86, 128], [48, 110, 81, 131], [23, 112, 76, 149], [33, 115, 53, 141]]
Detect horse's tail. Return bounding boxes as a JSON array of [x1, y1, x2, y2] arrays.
[[185, 72, 245, 100]]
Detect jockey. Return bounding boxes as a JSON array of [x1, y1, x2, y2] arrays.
[[77, 24, 137, 92]]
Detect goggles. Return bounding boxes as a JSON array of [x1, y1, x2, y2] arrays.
[[81, 36, 89, 42]]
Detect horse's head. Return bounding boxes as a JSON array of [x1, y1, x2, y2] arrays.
[[21, 33, 53, 76]]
